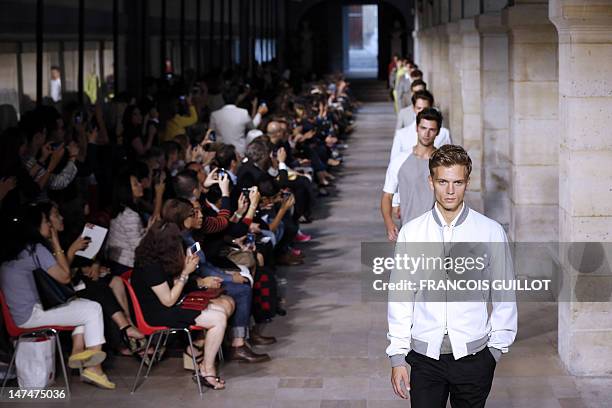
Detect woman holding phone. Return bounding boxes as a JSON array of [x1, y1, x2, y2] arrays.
[[132, 221, 234, 390]]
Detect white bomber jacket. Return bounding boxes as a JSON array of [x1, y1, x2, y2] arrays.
[[386, 204, 518, 366]]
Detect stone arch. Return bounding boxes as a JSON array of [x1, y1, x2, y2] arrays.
[[286, 0, 413, 79]]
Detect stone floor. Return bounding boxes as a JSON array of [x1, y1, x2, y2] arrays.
[[8, 99, 612, 407]]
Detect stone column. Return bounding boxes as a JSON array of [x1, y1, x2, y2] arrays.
[[476, 13, 511, 228], [459, 17, 484, 211], [420, 28, 434, 80], [502, 1, 559, 242], [550, 0, 612, 376], [429, 27, 442, 98], [434, 24, 451, 123], [446, 21, 463, 146]]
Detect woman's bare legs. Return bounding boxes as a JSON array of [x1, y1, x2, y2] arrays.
[[193, 300, 233, 389], [109, 277, 132, 323]]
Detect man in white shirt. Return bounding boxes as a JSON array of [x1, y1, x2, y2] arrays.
[[387, 145, 517, 407], [49, 66, 62, 103], [210, 87, 268, 156], [390, 94, 452, 160], [395, 80, 427, 130], [381, 109, 441, 241]]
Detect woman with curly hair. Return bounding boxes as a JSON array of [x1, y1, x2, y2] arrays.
[[131, 221, 234, 390]]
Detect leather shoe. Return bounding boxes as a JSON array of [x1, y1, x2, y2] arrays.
[[250, 331, 277, 346], [228, 345, 271, 363], [276, 253, 304, 266]]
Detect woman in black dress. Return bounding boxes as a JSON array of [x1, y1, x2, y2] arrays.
[[132, 221, 234, 390]]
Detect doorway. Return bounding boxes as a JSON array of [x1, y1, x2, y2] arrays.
[[343, 4, 378, 78]]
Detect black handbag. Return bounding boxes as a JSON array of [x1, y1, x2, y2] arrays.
[[32, 253, 76, 310]]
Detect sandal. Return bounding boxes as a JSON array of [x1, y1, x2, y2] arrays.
[[183, 346, 204, 370], [120, 326, 146, 354], [192, 373, 225, 390]]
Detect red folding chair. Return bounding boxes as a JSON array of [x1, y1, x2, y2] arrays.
[[121, 274, 222, 395], [0, 290, 75, 397]]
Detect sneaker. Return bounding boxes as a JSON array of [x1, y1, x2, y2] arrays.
[[294, 231, 312, 243], [290, 248, 303, 257]]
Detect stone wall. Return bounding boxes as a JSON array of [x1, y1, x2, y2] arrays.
[[413, 0, 612, 376]]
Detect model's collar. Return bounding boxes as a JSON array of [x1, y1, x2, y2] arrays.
[[432, 202, 469, 228]]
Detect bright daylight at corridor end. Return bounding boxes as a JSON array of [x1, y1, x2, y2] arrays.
[[0, 0, 611, 407]]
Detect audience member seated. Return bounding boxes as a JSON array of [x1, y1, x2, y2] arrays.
[[0, 204, 114, 389], [131, 221, 234, 390], [106, 168, 151, 276], [39, 201, 147, 358]]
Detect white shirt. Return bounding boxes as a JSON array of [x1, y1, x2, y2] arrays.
[[386, 204, 517, 365], [389, 121, 452, 161], [210, 104, 262, 155], [50, 78, 62, 102]]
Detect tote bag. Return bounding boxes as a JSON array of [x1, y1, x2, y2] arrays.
[[32, 254, 75, 310], [15, 336, 55, 388]]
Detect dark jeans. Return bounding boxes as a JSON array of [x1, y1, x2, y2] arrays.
[[219, 281, 252, 338], [407, 348, 496, 408]]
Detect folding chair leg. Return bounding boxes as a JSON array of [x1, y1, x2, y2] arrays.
[[53, 331, 71, 398], [0, 338, 18, 396], [131, 333, 155, 394], [159, 331, 170, 362], [144, 331, 165, 379], [186, 331, 203, 396], [217, 347, 224, 363]]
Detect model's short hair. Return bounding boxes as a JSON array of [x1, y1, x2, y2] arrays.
[[411, 90, 434, 107], [410, 69, 423, 79], [50, 65, 61, 72], [429, 145, 472, 178], [410, 79, 427, 90], [416, 107, 443, 131]]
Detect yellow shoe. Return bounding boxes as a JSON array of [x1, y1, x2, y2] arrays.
[[68, 349, 107, 369], [81, 368, 116, 390]]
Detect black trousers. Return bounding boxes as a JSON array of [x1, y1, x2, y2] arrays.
[[407, 348, 496, 408]]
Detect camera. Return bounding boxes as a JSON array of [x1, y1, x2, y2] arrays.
[[208, 131, 217, 142], [217, 168, 226, 178]]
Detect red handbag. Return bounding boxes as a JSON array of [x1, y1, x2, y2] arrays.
[[180, 288, 225, 311]]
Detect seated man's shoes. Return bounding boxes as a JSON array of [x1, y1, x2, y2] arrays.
[[228, 345, 271, 363]]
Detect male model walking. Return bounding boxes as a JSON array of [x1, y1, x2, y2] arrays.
[[387, 145, 517, 407]]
